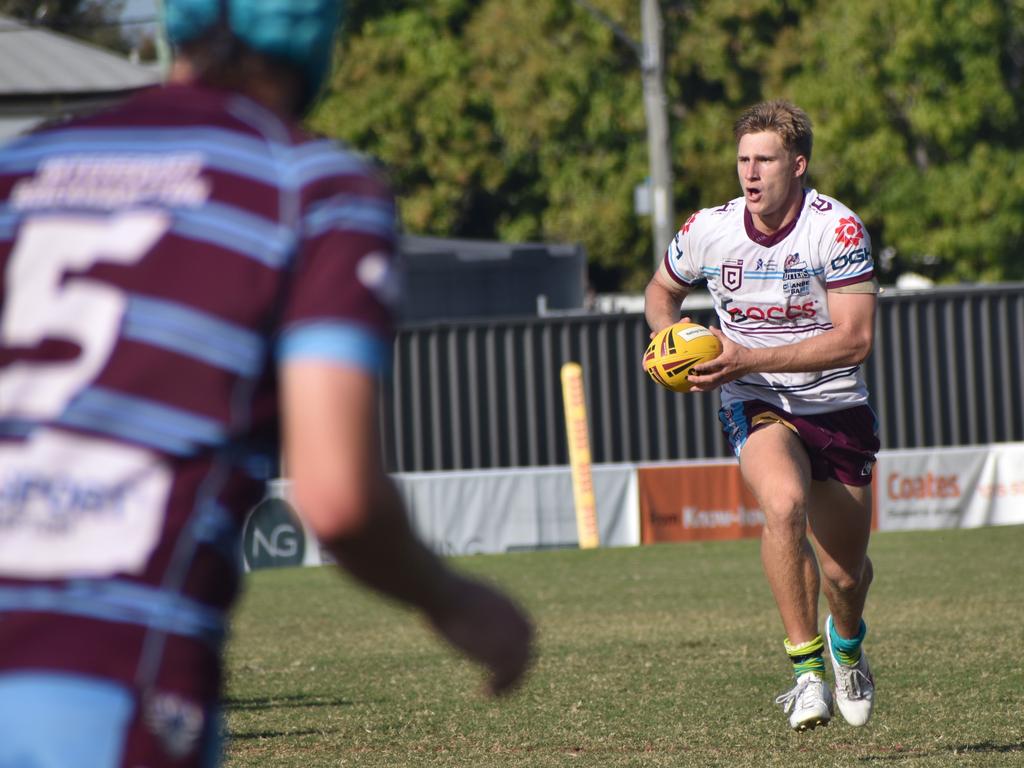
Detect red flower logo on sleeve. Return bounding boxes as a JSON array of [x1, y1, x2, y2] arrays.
[[835, 217, 864, 247]]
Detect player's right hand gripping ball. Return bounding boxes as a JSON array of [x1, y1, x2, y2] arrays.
[[642, 322, 723, 393]]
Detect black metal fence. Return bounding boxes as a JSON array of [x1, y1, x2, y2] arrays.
[[380, 283, 1024, 473]]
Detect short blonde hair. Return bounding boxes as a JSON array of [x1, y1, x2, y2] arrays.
[[733, 100, 813, 163]]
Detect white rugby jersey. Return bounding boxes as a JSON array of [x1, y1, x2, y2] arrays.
[[663, 189, 875, 415]]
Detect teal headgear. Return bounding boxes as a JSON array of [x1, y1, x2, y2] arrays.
[[163, 0, 343, 113]]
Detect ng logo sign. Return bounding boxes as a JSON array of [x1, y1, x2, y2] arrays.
[[242, 496, 306, 570]]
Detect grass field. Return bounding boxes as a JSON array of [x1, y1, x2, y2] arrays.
[[223, 525, 1024, 767]]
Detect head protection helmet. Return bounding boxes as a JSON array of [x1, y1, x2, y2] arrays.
[[163, 0, 343, 114]]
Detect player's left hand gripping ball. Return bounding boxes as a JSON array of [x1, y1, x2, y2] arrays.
[[642, 322, 723, 393]]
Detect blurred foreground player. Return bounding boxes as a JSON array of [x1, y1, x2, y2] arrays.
[[0, 1, 532, 765], [644, 101, 878, 731]]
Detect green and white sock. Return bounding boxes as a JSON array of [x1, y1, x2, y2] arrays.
[[785, 634, 826, 679], [829, 616, 867, 666]]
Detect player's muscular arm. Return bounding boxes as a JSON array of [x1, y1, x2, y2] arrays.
[[749, 290, 876, 370], [689, 291, 876, 390], [644, 263, 691, 335], [282, 362, 532, 694], [282, 362, 446, 601]]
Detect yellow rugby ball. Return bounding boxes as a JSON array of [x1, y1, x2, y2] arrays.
[[642, 322, 723, 393]]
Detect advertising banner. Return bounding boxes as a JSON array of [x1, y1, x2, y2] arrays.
[[876, 443, 1024, 531], [394, 463, 640, 555], [973, 443, 1024, 526], [242, 480, 326, 570], [638, 461, 764, 543], [248, 442, 1024, 568], [248, 466, 641, 566]]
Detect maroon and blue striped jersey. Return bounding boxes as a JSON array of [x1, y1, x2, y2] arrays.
[[0, 83, 399, 705]]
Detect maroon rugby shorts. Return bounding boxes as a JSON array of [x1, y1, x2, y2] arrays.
[[719, 400, 880, 487]]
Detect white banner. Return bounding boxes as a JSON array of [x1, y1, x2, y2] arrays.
[[966, 443, 1024, 527], [393, 464, 640, 556], [252, 442, 1024, 567], [258, 465, 640, 564], [875, 443, 1024, 531]]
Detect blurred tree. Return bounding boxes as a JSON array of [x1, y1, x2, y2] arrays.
[[784, 0, 1024, 282], [315, 0, 1024, 288], [315, 3, 497, 236], [662, 0, 813, 223], [466, 0, 648, 286], [315, 0, 651, 290]]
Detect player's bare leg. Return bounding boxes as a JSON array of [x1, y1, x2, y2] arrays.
[[807, 479, 872, 637], [740, 424, 833, 730], [739, 424, 819, 645], [808, 479, 876, 725]]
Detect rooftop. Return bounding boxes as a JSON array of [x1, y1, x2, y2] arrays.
[[0, 15, 160, 97]]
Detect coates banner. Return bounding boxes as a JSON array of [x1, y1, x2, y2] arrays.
[[638, 462, 764, 543], [876, 443, 1024, 531]]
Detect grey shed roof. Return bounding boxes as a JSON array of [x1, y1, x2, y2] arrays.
[[0, 15, 160, 96]]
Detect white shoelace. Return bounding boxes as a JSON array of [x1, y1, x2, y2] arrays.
[[835, 663, 872, 699], [775, 676, 822, 713]]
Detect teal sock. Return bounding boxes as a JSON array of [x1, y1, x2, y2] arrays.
[[829, 616, 866, 665]]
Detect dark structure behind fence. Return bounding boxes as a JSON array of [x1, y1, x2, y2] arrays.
[[398, 235, 586, 324], [380, 283, 1024, 473]]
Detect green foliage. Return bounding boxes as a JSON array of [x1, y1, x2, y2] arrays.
[[314, 5, 484, 236], [468, 1, 646, 266], [786, 0, 1024, 282], [313, 0, 650, 288], [224, 525, 1024, 766], [665, 0, 814, 212], [312, 0, 1024, 289]]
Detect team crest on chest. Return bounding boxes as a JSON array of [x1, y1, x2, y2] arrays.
[[782, 253, 811, 297], [721, 261, 744, 291]]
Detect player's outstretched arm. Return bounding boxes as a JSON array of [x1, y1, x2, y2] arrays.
[[281, 361, 534, 696]]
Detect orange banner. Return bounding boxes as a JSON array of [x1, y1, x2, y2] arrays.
[[639, 463, 880, 543], [639, 463, 763, 543]]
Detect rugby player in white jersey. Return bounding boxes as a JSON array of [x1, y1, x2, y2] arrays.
[[644, 101, 879, 732]]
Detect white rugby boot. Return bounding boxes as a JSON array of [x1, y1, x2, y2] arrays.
[[826, 617, 875, 726], [774, 672, 833, 731]]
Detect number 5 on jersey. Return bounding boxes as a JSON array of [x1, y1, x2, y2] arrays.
[[0, 212, 170, 420]]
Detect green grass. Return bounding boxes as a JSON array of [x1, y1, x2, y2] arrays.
[[224, 525, 1024, 767]]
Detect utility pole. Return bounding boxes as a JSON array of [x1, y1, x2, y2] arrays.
[[572, 1, 675, 269], [640, 0, 675, 268]]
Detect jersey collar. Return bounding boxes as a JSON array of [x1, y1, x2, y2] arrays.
[[743, 189, 807, 247]]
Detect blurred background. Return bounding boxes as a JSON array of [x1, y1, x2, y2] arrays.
[[3, 0, 1022, 297], [4, 2, 1022, 552]]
